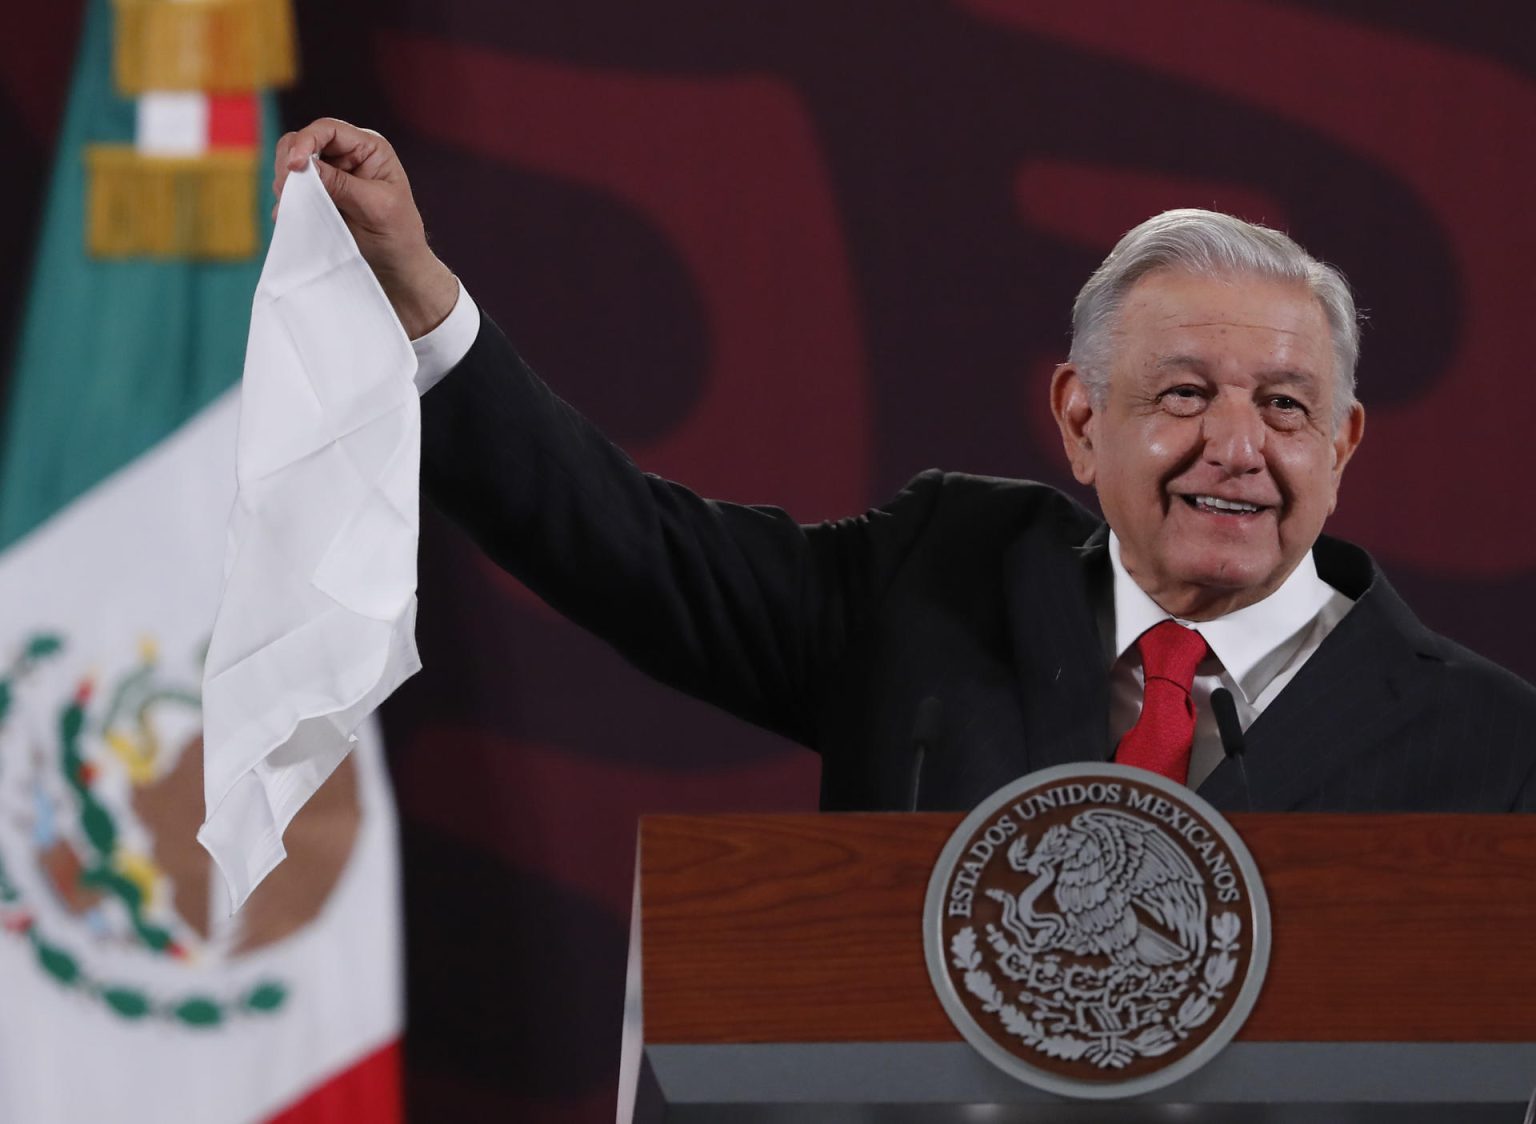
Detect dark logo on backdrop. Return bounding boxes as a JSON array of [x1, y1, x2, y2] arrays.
[[923, 764, 1269, 1099]]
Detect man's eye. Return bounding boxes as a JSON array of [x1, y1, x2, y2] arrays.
[[1159, 387, 1205, 414], [1268, 396, 1307, 413]]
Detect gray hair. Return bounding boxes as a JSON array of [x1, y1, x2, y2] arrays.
[[1068, 209, 1361, 425]]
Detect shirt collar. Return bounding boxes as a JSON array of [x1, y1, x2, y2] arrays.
[[1108, 531, 1339, 704]]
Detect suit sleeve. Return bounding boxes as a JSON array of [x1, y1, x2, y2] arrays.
[[420, 310, 943, 747]]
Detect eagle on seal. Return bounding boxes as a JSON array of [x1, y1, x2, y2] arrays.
[[992, 808, 1207, 967]]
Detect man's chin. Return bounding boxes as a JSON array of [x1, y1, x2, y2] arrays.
[[1158, 554, 1286, 615]]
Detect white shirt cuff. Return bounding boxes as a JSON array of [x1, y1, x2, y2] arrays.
[[410, 280, 480, 394]]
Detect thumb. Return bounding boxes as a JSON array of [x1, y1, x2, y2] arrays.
[[310, 157, 353, 206], [309, 158, 391, 226]]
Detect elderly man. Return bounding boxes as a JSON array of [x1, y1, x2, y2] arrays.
[[275, 120, 1536, 813]]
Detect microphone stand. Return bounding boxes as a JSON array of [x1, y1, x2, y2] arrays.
[[1210, 687, 1252, 812], [907, 697, 943, 812]]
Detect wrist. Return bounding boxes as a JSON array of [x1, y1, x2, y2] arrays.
[[378, 252, 458, 339]]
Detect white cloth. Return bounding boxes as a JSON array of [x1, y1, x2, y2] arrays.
[[1105, 530, 1354, 787], [199, 160, 423, 910]]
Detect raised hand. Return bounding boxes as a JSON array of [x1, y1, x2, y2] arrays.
[[274, 118, 459, 338]]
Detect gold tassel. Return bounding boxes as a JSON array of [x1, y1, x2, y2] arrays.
[[86, 145, 259, 260], [112, 0, 297, 94]]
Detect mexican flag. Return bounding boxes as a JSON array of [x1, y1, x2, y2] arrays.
[[0, 1, 403, 1120]]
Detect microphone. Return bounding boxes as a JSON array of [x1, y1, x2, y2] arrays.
[[907, 696, 944, 812], [1210, 687, 1252, 812]]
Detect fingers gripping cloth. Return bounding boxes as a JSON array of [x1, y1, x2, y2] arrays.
[[198, 161, 421, 911], [1114, 620, 1209, 785]]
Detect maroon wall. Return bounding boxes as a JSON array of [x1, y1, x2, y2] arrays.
[[4, 3, 1534, 1120]]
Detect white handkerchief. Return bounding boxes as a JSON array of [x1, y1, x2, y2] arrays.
[[199, 160, 422, 911]]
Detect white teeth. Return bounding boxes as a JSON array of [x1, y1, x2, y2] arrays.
[[1192, 495, 1261, 514]]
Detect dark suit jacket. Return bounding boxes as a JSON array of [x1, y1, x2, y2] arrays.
[[422, 313, 1536, 814]]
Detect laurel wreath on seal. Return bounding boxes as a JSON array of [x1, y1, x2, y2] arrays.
[[0, 634, 287, 1028], [951, 911, 1242, 1068]]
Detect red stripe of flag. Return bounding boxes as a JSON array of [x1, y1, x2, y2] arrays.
[[207, 92, 259, 149], [265, 1039, 403, 1124]]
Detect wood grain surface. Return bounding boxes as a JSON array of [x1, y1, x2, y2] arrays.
[[639, 813, 1536, 1043]]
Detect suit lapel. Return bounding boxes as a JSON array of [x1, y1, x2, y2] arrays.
[[1006, 510, 1111, 773], [1197, 538, 1429, 811]]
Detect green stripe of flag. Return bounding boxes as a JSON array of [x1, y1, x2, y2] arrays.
[[0, 0, 276, 549]]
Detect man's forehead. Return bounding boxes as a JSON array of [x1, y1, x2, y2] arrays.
[[1149, 313, 1322, 337], [1153, 353, 1324, 390], [1110, 272, 1334, 366]]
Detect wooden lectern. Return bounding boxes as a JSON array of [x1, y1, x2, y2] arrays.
[[621, 813, 1536, 1122]]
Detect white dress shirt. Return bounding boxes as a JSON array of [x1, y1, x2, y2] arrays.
[[409, 285, 1356, 790], [1104, 531, 1354, 788], [410, 280, 481, 393]]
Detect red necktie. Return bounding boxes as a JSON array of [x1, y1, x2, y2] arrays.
[[1115, 620, 1209, 784]]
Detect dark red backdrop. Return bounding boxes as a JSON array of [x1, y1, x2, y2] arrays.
[[4, 3, 1534, 1120]]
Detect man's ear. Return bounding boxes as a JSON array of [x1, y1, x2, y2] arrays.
[[1050, 363, 1098, 486], [1326, 400, 1366, 514]]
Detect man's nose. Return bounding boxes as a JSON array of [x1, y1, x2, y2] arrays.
[[1201, 394, 1265, 475]]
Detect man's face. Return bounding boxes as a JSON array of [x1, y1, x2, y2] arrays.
[[1051, 269, 1366, 620]]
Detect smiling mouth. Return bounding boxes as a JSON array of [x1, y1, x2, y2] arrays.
[[1181, 494, 1270, 516]]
